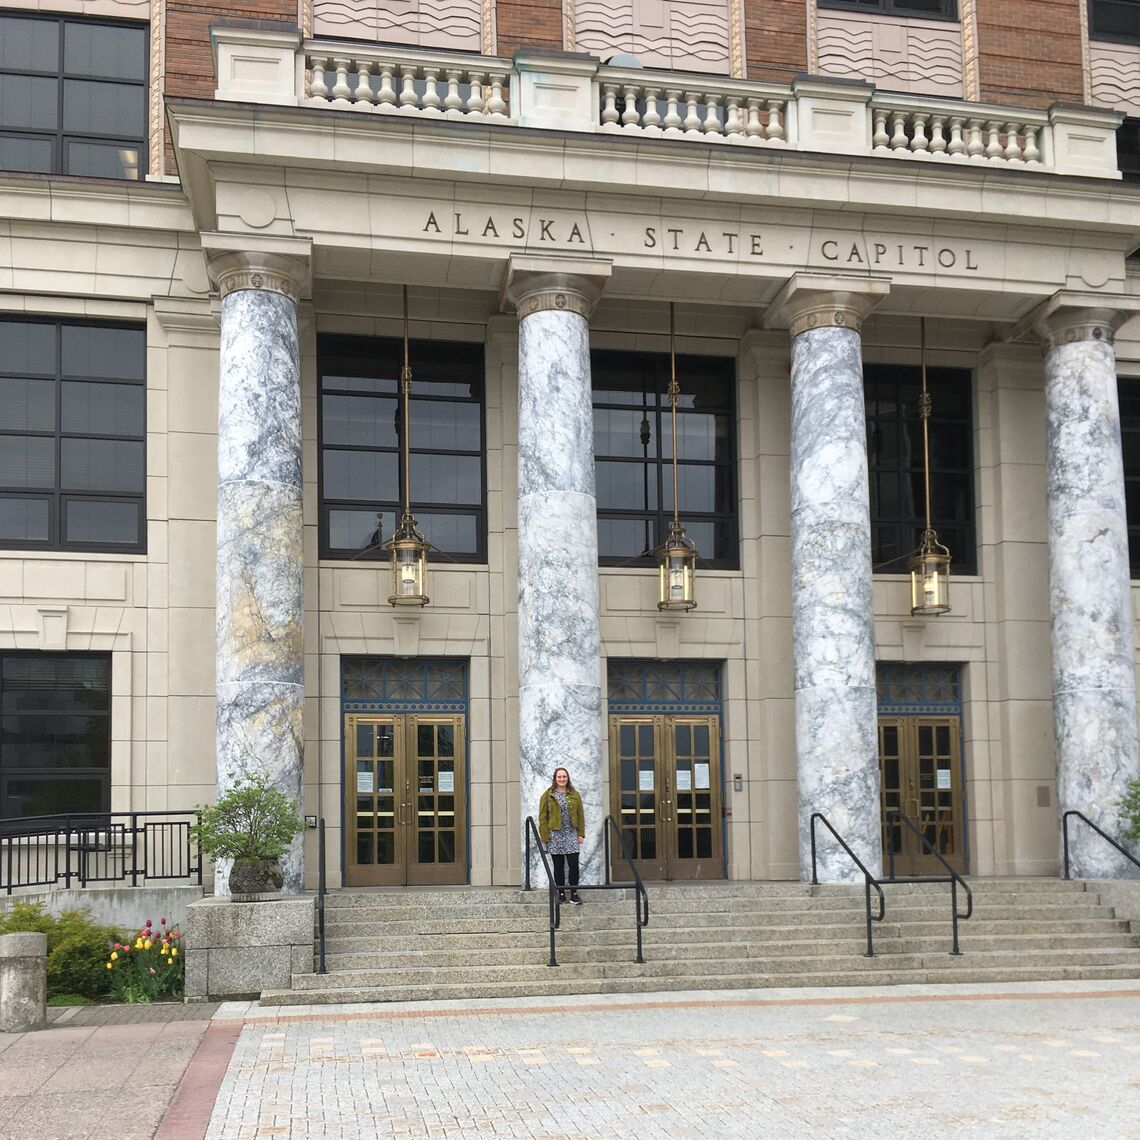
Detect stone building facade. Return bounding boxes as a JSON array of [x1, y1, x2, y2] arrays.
[[2, 0, 1140, 892]]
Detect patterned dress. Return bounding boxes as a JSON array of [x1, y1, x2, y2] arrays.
[[545, 790, 580, 855]]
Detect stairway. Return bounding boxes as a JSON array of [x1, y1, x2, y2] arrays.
[[258, 878, 1140, 1006]]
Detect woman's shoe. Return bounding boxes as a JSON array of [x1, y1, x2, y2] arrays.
[[570, 893, 583, 905], [557, 891, 567, 903]]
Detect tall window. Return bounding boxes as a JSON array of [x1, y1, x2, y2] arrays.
[[818, 0, 957, 18], [593, 349, 738, 568], [0, 14, 147, 179], [0, 654, 111, 819], [0, 318, 146, 551], [1119, 378, 1140, 576], [1091, 0, 1140, 42], [866, 364, 976, 575], [318, 335, 486, 562]]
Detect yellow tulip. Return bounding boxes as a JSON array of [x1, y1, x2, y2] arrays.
[[171, 947, 178, 957], [135, 938, 143, 949], [105, 962, 113, 970], [110, 951, 118, 961], [143, 940, 152, 950]]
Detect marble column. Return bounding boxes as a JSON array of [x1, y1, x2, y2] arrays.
[[505, 256, 611, 886], [205, 239, 311, 894], [769, 275, 889, 882], [1034, 301, 1140, 878]]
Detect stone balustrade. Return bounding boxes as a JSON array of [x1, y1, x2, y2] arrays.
[[870, 94, 1048, 167], [211, 29, 1124, 178], [303, 46, 512, 119], [598, 67, 788, 146]]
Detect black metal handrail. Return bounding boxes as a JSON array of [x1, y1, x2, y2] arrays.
[[523, 815, 562, 967], [809, 812, 886, 957], [603, 814, 649, 964], [1062, 810, 1140, 879], [316, 818, 327, 975], [886, 810, 973, 956], [1, 810, 202, 895]]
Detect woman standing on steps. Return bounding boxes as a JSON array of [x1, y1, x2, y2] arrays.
[[538, 767, 585, 905]]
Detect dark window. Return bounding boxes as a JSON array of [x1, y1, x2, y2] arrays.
[[1118, 118, 1140, 184], [0, 14, 146, 179], [593, 350, 738, 568], [0, 653, 111, 819], [0, 318, 146, 552], [318, 335, 486, 562], [818, 0, 957, 19], [1119, 377, 1140, 576], [866, 364, 976, 575], [1091, 0, 1140, 42]]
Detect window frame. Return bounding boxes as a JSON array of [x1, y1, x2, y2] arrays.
[[0, 651, 112, 821], [317, 333, 488, 564], [593, 348, 739, 571], [0, 12, 148, 180], [0, 315, 147, 554], [865, 363, 977, 577], [1118, 374, 1140, 578], [817, 0, 959, 21]]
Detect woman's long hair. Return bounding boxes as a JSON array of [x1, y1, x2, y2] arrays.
[[549, 767, 575, 792]]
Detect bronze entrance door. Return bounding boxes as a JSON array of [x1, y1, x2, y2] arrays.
[[878, 716, 964, 876], [344, 713, 466, 886], [609, 714, 723, 881]]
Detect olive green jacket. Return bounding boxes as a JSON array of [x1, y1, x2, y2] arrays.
[[537, 786, 585, 844]]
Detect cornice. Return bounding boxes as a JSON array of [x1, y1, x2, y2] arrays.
[[164, 99, 1140, 242], [0, 173, 193, 232]]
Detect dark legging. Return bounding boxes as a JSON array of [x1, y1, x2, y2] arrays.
[[552, 852, 579, 890]]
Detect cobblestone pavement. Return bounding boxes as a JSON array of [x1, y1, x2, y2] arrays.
[[203, 982, 1140, 1139]]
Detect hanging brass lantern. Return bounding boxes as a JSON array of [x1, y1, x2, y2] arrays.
[[387, 285, 430, 608], [657, 302, 698, 612], [908, 317, 951, 617]]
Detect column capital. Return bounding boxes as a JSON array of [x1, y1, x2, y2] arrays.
[[501, 254, 612, 320], [1010, 290, 1140, 350], [763, 273, 890, 338], [201, 232, 313, 304]]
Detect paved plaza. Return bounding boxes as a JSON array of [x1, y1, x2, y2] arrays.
[[1, 983, 1138, 1138]]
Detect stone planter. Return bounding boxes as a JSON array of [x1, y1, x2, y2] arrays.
[[228, 857, 284, 901]]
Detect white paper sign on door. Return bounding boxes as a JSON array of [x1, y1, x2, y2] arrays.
[[356, 769, 375, 794], [638, 769, 654, 792], [438, 771, 455, 793], [675, 769, 692, 791], [936, 768, 952, 790], [694, 763, 710, 790]]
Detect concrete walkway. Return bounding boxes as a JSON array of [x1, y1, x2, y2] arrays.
[[2, 983, 1139, 1138]]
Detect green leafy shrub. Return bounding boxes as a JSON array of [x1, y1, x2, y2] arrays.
[[47, 994, 89, 1007], [0, 902, 120, 999], [1123, 777, 1140, 845], [106, 918, 184, 1003], [191, 774, 304, 862]]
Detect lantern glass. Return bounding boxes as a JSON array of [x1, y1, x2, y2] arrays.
[[909, 546, 951, 616], [387, 523, 429, 607], [657, 531, 698, 612]]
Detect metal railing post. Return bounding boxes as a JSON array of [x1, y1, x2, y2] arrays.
[[524, 823, 532, 892], [1062, 812, 1072, 880], [130, 812, 139, 887], [317, 818, 327, 975], [950, 877, 961, 955], [809, 814, 819, 885], [864, 878, 875, 957]]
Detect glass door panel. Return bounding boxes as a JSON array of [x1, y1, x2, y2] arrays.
[[611, 716, 666, 880], [878, 715, 964, 877], [609, 713, 723, 881], [344, 713, 466, 886]]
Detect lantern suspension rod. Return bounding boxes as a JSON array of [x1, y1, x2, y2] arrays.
[[401, 284, 412, 519], [920, 315, 933, 536], [669, 301, 680, 528]]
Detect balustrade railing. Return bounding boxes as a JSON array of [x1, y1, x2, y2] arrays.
[[304, 45, 512, 120], [598, 69, 788, 146], [217, 35, 1123, 178], [869, 95, 1047, 168]]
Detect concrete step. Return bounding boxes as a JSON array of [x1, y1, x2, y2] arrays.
[[320, 928, 1140, 971], [260, 961, 1140, 1008], [293, 946, 1140, 990]]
